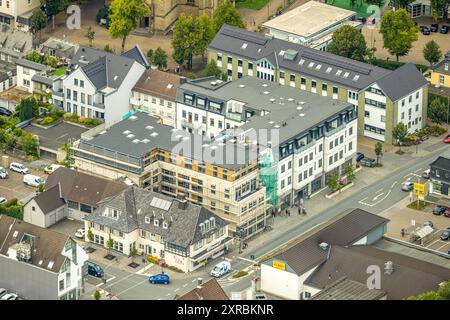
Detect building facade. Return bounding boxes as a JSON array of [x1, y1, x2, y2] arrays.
[[429, 156, 450, 198], [208, 25, 428, 143], [0, 0, 40, 31], [0, 215, 88, 300], [430, 51, 450, 89]]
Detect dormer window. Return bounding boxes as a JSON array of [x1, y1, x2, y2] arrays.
[[154, 219, 159, 227], [145, 216, 150, 224], [163, 221, 168, 229]]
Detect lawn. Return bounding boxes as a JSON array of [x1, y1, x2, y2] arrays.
[[53, 66, 67, 77], [325, 0, 386, 18], [407, 200, 430, 210], [235, 0, 270, 10]]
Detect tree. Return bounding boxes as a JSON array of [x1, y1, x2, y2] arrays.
[[172, 15, 201, 70], [430, 0, 449, 22], [106, 235, 114, 254], [104, 44, 115, 54], [212, 0, 245, 34], [109, 0, 150, 53], [25, 51, 42, 63], [20, 134, 38, 157], [327, 175, 339, 193], [344, 164, 356, 182], [407, 280, 450, 300], [85, 26, 96, 47], [129, 246, 138, 262], [30, 9, 47, 44], [147, 49, 154, 60], [392, 122, 408, 151], [203, 59, 227, 81], [423, 40, 442, 66], [94, 290, 101, 300], [16, 98, 35, 122], [380, 9, 418, 62], [374, 142, 383, 165], [87, 228, 94, 242], [42, 0, 69, 29], [327, 25, 368, 62], [197, 14, 214, 61], [428, 98, 447, 124], [151, 47, 168, 69]]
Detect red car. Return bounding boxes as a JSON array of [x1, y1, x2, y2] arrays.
[[444, 208, 450, 218], [444, 134, 450, 143]]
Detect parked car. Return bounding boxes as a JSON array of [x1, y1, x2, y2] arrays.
[[444, 209, 450, 218], [356, 17, 366, 23], [440, 229, 450, 241], [9, 162, 29, 174], [0, 288, 7, 299], [0, 167, 8, 179], [431, 23, 439, 32], [422, 169, 431, 179], [360, 157, 376, 167], [44, 164, 63, 175], [423, 220, 434, 228], [23, 174, 44, 187], [254, 294, 267, 300], [356, 152, 365, 162], [211, 261, 231, 277], [0, 197, 7, 205], [1, 293, 18, 300], [433, 205, 447, 215], [441, 25, 449, 34], [148, 273, 170, 285], [0, 107, 12, 117], [75, 228, 85, 239], [401, 181, 414, 191], [87, 261, 104, 278], [444, 134, 450, 143], [421, 26, 431, 35]]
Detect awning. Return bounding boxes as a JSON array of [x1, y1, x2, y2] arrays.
[[415, 225, 434, 238]]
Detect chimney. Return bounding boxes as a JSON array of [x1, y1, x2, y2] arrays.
[[384, 261, 394, 275], [197, 278, 203, 288], [177, 193, 188, 210], [180, 77, 187, 85]]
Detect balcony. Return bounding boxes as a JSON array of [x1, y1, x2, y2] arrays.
[[93, 101, 105, 109], [295, 139, 316, 154], [225, 112, 242, 122], [325, 124, 346, 137], [53, 90, 64, 98], [181, 119, 194, 129]]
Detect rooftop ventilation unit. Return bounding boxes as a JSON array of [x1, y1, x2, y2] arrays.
[[384, 261, 394, 275], [210, 81, 217, 86], [263, 91, 270, 95], [319, 242, 329, 251], [270, 98, 275, 102], [145, 126, 154, 130], [126, 134, 135, 139], [150, 132, 159, 137], [299, 113, 305, 117], [123, 130, 131, 134], [132, 139, 140, 144], [129, 115, 138, 120]]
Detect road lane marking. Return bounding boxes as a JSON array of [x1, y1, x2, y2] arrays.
[[391, 181, 397, 189], [373, 193, 384, 201], [135, 263, 154, 275], [95, 275, 116, 287], [183, 283, 188, 287], [238, 257, 257, 264], [174, 288, 180, 292], [115, 278, 148, 297], [375, 188, 384, 193]]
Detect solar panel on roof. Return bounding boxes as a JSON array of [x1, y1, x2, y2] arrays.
[[301, 51, 372, 75], [150, 197, 172, 211]]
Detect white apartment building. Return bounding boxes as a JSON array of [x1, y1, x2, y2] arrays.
[[130, 68, 183, 127], [0, 215, 88, 300], [52, 46, 147, 127], [15, 58, 49, 93]]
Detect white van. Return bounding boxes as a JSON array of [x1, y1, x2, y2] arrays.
[[210, 261, 231, 277], [23, 174, 45, 187]]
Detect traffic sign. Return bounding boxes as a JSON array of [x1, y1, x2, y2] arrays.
[[413, 183, 425, 197]]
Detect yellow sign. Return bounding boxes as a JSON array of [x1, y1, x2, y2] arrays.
[[413, 183, 425, 197], [272, 260, 286, 271]]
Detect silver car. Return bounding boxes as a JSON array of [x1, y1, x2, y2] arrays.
[[401, 181, 414, 191]]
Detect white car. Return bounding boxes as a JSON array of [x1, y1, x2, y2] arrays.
[[0, 197, 7, 205], [75, 228, 85, 239], [23, 174, 45, 187], [44, 164, 63, 175], [0, 167, 8, 179], [211, 261, 231, 277], [9, 162, 29, 174], [1, 293, 18, 300]]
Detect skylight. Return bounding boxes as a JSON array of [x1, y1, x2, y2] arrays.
[[126, 134, 135, 139], [308, 62, 314, 68], [167, 84, 173, 89], [47, 261, 54, 269], [299, 59, 305, 65], [241, 43, 248, 49], [343, 72, 350, 78], [326, 67, 332, 73], [353, 75, 360, 82], [336, 70, 342, 76], [315, 64, 322, 70], [150, 132, 159, 137]]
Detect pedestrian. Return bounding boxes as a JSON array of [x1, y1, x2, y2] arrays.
[[278, 207, 281, 216], [287, 209, 290, 217], [401, 228, 405, 238], [298, 207, 301, 215]]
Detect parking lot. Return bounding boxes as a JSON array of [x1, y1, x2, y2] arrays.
[[0, 164, 47, 203]]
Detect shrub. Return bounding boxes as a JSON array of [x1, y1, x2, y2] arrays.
[[40, 117, 55, 126], [232, 270, 249, 278], [82, 118, 94, 126], [4, 198, 18, 207], [147, 255, 161, 264], [0, 205, 23, 220], [166, 265, 183, 273]]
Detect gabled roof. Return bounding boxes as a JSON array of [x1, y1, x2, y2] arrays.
[[85, 186, 229, 248], [133, 68, 182, 101], [44, 167, 128, 207], [268, 208, 389, 274], [430, 156, 450, 171], [374, 63, 428, 101], [311, 276, 386, 300], [122, 45, 150, 69], [16, 58, 49, 72], [33, 183, 65, 214], [305, 245, 450, 300], [209, 25, 391, 91], [431, 51, 450, 76], [0, 215, 70, 273], [175, 278, 229, 300]]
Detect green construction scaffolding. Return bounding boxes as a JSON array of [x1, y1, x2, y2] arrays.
[[260, 153, 278, 210]]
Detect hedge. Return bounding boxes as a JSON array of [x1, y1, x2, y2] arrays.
[[369, 58, 429, 73]]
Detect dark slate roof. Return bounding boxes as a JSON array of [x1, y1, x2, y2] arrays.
[[85, 186, 229, 248], [209, 25, 390, 91], [311, 277, 386, 300], [0, 215, 70, 273], [0, 71, 9, 82], [431, 51, 450, 76], [268, 208, 389, 274], [375, 63, 428, 101], [122, 45, 150, 69], [33, 183, 65, 214], [176, 278, 229, 300], [15, 58, 49, 71], [45, 167, 128, 207], [305, 245, 450, 300], [430, 156, 450, 171]]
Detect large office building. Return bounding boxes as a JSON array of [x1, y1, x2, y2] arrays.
[[262, 1, 361, 51], [176, 76, 357, 207], [72, 112, 268, 238], [208, 25, 428, 143]]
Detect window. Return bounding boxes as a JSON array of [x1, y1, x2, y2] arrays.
[[349, 127, 353, 136], [287, 176, 292, 185], [80, 80, 84, 88], [210, 118, 214, 126], [74, 79, 78, 86], [59, 279, 64, 291], [349, 141, 353, 151], [281, 164, 285, 173], [365, 111, 370, 118], [381, 115, 386, 123]]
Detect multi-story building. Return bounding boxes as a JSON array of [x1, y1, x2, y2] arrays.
[[0, 0, 40, 31], [262, 1, 361, 51], [429, 156, 450, 198], [52, 46, 148, 127], [84, 185, 232, 272], [176, 76, 357, 206], [208, 25, 429, 143], [72, 112, 268, 238], [130, 69, 183, 127], [430, 51, 450, 90], [0, 215, 88, 300]]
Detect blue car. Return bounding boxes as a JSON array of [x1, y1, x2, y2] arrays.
[[148, 273, 170, 285]]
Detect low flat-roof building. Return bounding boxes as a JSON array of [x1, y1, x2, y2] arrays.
[[262, 1, 361, 51]]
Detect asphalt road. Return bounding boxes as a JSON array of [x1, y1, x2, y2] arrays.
[[86, 142, 450, 300]]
